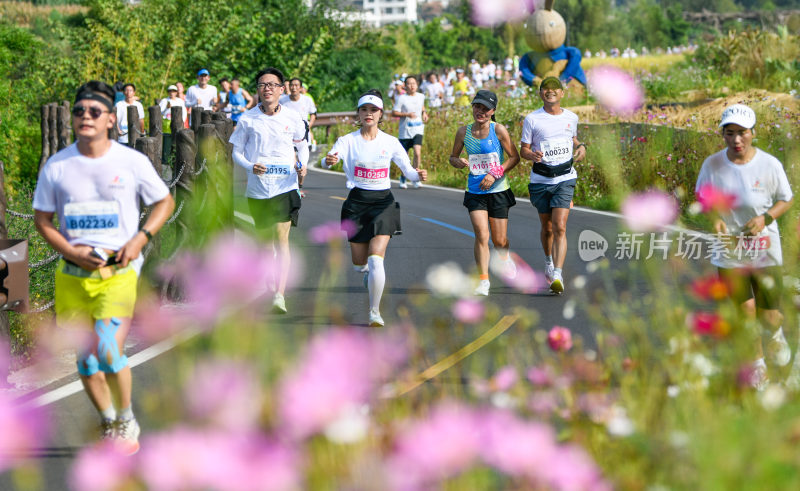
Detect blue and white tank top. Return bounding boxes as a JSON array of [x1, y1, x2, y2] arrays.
[[463, 123, 508, 194]]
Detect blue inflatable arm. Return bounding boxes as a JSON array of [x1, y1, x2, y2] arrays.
[[548, 45, 587, 86], [519, 53, 537, 87]]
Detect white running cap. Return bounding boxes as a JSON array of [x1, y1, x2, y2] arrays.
[[719, 104, 756, 129], [357, 95, 383, 110]]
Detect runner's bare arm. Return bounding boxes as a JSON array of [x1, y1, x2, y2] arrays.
[[116, 193, 175, 268], [743, 198, 793, 235], [496, 124, 520, 172], [520, 142, 543, 162], [572, 136, 586, 162], [449, 126, 469, 169], [34, 210, 105, 271]]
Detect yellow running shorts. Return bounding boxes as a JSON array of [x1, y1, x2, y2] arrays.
[[54, 260, 138, 326]]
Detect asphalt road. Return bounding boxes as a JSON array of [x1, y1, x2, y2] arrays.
[[1, 155, 705, 489]]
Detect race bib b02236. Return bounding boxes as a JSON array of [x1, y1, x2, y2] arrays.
[[63, 201, 121, 238]]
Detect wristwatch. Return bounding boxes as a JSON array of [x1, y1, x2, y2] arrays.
[[140, 228, 153, 241], [763, 212, 774, 226]]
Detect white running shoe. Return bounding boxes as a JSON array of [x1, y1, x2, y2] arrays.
[[272, 293, 287, 314], [474, 279, 490, 296], [115, 417, 141, 456], [545, 263, 555, 284], [369, 310, 385, 327], [413, 181, 422, 189], [550, 271, 564, 294], [767, 327, 791, 367], [100, 418, 116, 441], [502, 257, 517, 280]]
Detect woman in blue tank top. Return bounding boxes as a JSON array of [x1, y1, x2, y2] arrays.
[[448, 90, 520, 296]]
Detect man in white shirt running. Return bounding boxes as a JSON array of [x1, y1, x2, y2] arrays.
[[114, 83, 144, 144], [185, 68, 218, 113], [392, 75, 427, 189], [229, 67, 309, 314], [279, 77, 317, 198], [520, 77, 586, 294]]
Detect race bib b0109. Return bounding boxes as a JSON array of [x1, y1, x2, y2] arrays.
[[63, 201, 121, 238], [468, 152, 500, 176], [540, 138, 572, 163]]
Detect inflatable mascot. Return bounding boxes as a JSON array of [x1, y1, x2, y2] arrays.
[[519, 0, 586, 88]]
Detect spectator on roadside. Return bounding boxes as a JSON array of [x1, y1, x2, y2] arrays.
[[113, 81, 125, 105], [115, 83, 145, 144], [185, 68, 218, 112], [176, 82, 186, 101], [424, 72, 444, 109], [217, 77, 232, 116], [158, 85, 187, 125], [227, 78, 253, 126]]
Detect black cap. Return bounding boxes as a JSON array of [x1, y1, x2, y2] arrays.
[[539, 76, 563, 90], [472, 90, 498, 110]]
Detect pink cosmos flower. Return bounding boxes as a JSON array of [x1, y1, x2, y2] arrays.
[[547, 326, 573, 352], [529, 391, 560, 416], [587, 65, 644, 115], [490, 252, 545, 293], [690, 275, 730, 301], [470, 0, 535, 26], [451, 298, 485, 324], [621, 190, 679, 231], [479, 409, 558, 480], [277, 328, 406, 439], [69, 441, 134, 491], [387, 402, 482, 489], [696, 183, 738, 214], [690, 311, 730, 338], [543, 444, 612, 491], [309, 219, 356, 244], [526, 365, 554, 387], [0, 393, 50, 473], [472, 366, 518, 397], [131, 295, 190, 343], [184, 359, 263, 431]]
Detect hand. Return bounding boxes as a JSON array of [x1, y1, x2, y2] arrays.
[[451, 157, 469, 169], [713, 218, 728, 235], [297, 165, 307, 178], [67, 245, 106, 271], [744, 214, 766, 236], [417, 169, 428, 181], [479, 174, 496, 190], [408, 112, 417, 119], [422, 112, 429, 124], [325, 152, 339, 167], [253, 163, 267, 175], [531, 150, 544, 163], [573, 145, 586, 162], [116, 233, 148, 268]]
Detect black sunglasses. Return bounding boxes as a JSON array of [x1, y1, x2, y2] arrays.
[[72, 106, 109, 118]]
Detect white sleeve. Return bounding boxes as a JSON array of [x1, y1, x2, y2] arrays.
[[229, 118, 254, 172], [520, 115, 534, 144], [307, 96, 317, 115], [774, 161, 793, 202], [185, 88, 197, 108], [135, 155, 170, 205], [695, 160, 711, 194], [321, 137, 347, 169], [391, 137, 419, 181], [137, 102, 145, 119], [233, 149, 256, 173], [32, 166, 56, 212]]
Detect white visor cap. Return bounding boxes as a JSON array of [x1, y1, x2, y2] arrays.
[[719, 104, 756, 129], [357, 95, 384, 110]]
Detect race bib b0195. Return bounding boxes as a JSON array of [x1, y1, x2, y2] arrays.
[[468, 152, 500, 176], [63, 201, 121, 238], [540, 138, 572, 163], [353, 161, 390, 186]]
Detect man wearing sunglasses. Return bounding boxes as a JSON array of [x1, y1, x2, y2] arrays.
[[33, 80, 175, 455], [229, 67, 309, 314]]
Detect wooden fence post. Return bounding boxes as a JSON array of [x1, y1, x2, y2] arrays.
[[190, 106, 203, 133], [170, 106, 184, 138], [148, 105, 163, 173], [135, 137, 161, 256], [61, 100, 71, 148], [0, 161, 9, 377], [201, 110, 212, 126], [39, 105, 50, 171], [127, 105, 142, 149], [48, 102, 58, 157]]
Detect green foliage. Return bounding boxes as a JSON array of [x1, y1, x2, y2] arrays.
[[414, 15, 505, 71]]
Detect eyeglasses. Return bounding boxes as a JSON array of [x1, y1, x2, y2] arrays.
[[256, 82, 283, 91], [72, 106, 109, 118]]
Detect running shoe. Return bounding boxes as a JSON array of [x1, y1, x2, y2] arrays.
[[502, 257, 517, 280], [549, 271, 564, 294], [369, 310, 385, 327], [749, 361, 769, 391], [399, 182, 408, 189], [413, 181, 422, 189], [272, 293, 287, 314], [100, 418, 116, 441], [115, 417, 141, 456], [767, 327, 791, 367], [474, 279, 490, 296], [544, 263, 555, 284]]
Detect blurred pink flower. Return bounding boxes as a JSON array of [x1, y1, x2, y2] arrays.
[[452, 298, 485, 323], [277, 328, 406, 439], [547, 326, 573, 352], [137, 427, 301, 491], [387, 402, 482, 489], [132, 296, 190, 343], [587, 65, 644, 115], [0, 339, 8, 389], [184, 359, 263, 431], [696, 183, 738, 214], [621, 190, 678, 231], [470, 0, 535, 26], [490, 252, 545, 293], [529, 390, 560, 416], [472, 366, 518, 397], [309, 219, 356, 244], [0, 394, 50, 472], [70, 442, 134, 491], [479, 409, 558, 479], [690, 311, 730, 338], [160, 233, 303, 324], [543, 444, 612, 491], [526, 365, 554, 387]]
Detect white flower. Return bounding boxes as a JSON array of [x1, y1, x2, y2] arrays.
[[759, 385, 786, 411], [425, 262, 472, 297], [562, 299, 576, 320], [667, 385, 680, 398], [323, 404, 370, 444], [606, 405, 635, 437]]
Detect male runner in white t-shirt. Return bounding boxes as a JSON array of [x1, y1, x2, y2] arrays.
[[520, 77, 586, 294], [114, 83, 145, 144], [279, 78, 317, 197], [392, 75, 428, 189], [185, 68, 219, 113]]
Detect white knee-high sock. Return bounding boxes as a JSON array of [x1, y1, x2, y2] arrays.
[[367, 255, 385, 313]]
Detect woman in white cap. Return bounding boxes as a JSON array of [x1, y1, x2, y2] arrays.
[[695, 103, 793, 388], [158, 84, 187, 123], [449, 90, 520, 296], [322, 89, 427, 327]]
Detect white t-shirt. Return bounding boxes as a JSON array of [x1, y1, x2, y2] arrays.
[[395, 93, 426, 139], [229, 106, 307, 199], [158, 97, 187, 122], [114, 100, 145, 144], [185, 84, 218, 110], [323, 130, 420, 191], [695, 148, 793, 268], [32, 142, 170, 274], [521, 108, 579, 185], [279, 94, 317, 121], [425, 83, 444, 108]]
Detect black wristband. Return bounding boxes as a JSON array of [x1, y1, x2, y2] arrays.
[[576, 143, 586, 150], [763, 212, 774, 226], [140, 228, 153, 241]]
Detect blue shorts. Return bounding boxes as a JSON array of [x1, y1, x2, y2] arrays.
[[528, 179, 576, 214]]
